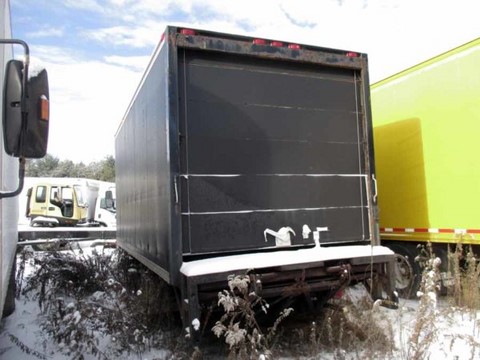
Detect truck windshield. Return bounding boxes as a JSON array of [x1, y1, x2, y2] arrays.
[[61, 187, 73, 201], [73, 185, 86, 206]]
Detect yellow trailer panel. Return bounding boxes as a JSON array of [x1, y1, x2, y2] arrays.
[[372, 38, 480, 246]]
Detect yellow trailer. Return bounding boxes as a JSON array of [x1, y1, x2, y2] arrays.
[[371, 38, 480, 295]]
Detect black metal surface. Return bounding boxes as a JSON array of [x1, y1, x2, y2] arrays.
[[115, 42, 174, 283], [182, 176, 367, 212], [183, 207, 369, 254], [179, 48, 370, 254], [175, 34, 365, 70]]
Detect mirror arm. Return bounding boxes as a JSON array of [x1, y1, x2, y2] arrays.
[[0, 39, 29, 90], [0, 157, 25, 199], [0, 39, 30, 157]]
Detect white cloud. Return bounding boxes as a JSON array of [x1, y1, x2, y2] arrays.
[[27, 26, 64, 38], [63, 0, 106, 14], [29, 45, 82, 66], [104, 55, 150, 72], [30, 46, 143, 162], [82, 21, 166, 48]]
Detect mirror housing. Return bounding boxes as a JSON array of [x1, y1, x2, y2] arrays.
[[24, 69, 49, 158]]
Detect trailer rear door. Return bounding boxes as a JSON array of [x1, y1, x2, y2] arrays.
[[178, 50, 370, 255]]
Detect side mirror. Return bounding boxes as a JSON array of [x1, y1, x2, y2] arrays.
[[2, 62, 49, 158], [2, 59, 23, 156], [0, 39, 50, 199], [105, 190, 114, 209]]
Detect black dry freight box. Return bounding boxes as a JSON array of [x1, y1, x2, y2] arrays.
[[115, 26, 395, 336]]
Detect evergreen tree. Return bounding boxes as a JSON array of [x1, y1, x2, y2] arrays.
[[25, 154, 115, 182]]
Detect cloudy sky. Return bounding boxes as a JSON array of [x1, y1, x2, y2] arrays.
[[10, 0, 480, 162]]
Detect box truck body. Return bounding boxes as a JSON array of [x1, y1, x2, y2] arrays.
[[116, 26, 395, 335], [371, 38, 480, 294], [0, 0, 17, 319], [1, 0, 50, 319]]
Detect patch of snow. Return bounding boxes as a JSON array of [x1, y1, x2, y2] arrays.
[[180, 245, 394, 277], [192, 318, 200, 331], [92, 291, 105, 300], [73, 311, 81, 325], [66, 302, 75, 309], [31, 216, 59, 225]]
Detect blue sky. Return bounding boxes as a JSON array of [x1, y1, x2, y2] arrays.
[[9, 0, 480, 162]]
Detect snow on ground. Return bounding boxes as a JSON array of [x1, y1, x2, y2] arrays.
[[180, 245, 393, 276], [1, 243, 480, 359], [387, 299, 480, 359]]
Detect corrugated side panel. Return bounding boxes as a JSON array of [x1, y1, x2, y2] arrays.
[[179, 50, 370, 255], [116, 44, 173, 280]]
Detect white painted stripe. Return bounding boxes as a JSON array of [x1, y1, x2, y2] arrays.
[[182, 205, 367, 216], [381, 227, 479, 234], [180, 174, 369, 178]]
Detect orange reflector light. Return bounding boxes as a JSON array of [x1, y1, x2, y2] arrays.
[[40, 95, 49, 121], [252, 38, 267, 45], [346, 52, 359, 57], [271, 41, 283, 47], [288, 44, 301, 50], [180, 28, 196, 36]]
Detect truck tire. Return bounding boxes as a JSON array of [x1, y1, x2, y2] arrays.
[[2, 259, 16, 318], [387, 243, 422, 299]]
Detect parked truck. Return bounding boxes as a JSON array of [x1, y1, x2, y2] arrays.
[[371, 38, 480, 295], [26, 181, 88, 227], [22, 178, 116, 227], [115, 26, 396, 337], [0, 0, 49, 318]]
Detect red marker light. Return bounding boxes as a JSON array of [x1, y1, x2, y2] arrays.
[[271, 41, 284, 47], [160, 32, 165, 43], [180, 28, 196, 36], [39, 95, 49, 122], [288, 44, 301, 50], [346, 52, 359, 58], [252, 38, 267, 45]]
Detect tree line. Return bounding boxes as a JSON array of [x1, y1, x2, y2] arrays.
[[26, 154, 115, 182]]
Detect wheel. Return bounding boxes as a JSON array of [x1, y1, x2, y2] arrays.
[[2, 259, 16, 318], [386, 243, 422, 299]]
